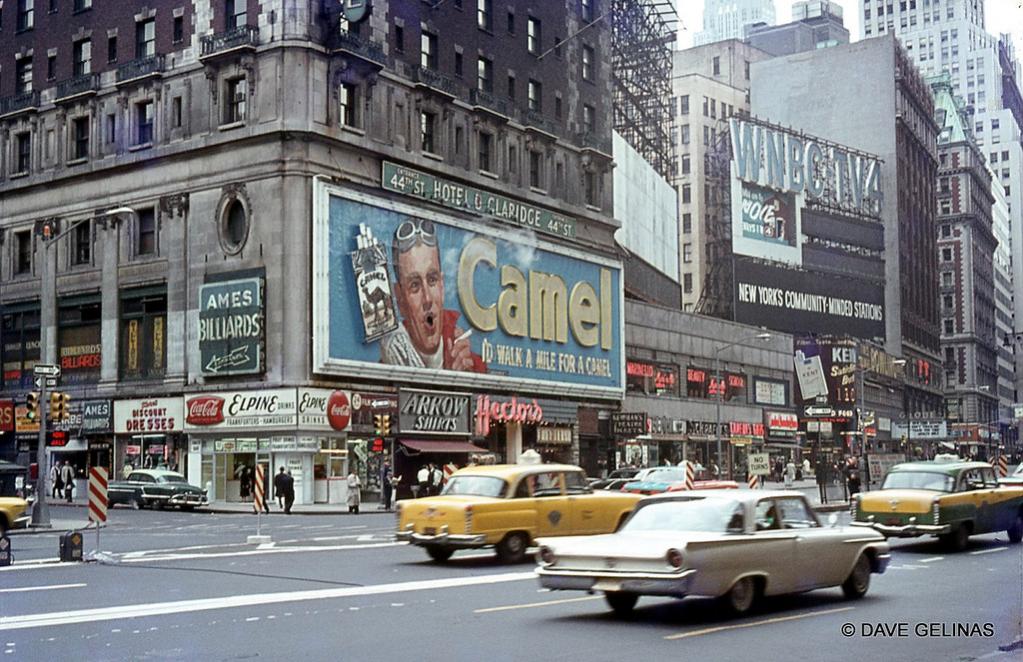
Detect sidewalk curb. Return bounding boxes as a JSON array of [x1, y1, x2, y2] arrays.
[[8, 522, 102, 536]]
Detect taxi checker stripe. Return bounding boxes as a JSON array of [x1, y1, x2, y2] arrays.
[[88, 467, 108, 524], [253, 464, 265, 514]]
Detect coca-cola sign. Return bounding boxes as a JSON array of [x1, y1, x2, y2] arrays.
[[186, 396, 226, 426], [326, 391, 352, 431]]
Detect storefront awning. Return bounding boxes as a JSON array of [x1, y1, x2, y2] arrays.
[[400, 440, 489, 453]]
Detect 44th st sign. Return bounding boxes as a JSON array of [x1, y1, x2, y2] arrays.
[[199, 276, 265, 376], [340, 0, 371, 23]]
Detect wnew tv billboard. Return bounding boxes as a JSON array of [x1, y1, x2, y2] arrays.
[[313, 183, 624, 399]]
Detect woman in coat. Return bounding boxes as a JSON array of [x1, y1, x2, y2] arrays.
[[346, 469, 362, 514]]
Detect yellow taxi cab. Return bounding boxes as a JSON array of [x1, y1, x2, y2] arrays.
[[396, 464, 643, 562]]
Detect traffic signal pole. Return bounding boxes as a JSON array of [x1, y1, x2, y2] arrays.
[[32, 380, 51, 527]]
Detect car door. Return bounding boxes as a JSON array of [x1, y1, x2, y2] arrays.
[[751, 498, 799, 594], [978, 467, 1005, 532], [774, 496, 845, 590], [564, 470, 602, 534], [958, 468, 987, 532], [529, 471, 569, 537]]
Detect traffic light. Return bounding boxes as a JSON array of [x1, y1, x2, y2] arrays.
[[26, 392, 40, 421], [50, 392, 62, 420], [374, 414, 391, 436], [58, 392, 71, 421]]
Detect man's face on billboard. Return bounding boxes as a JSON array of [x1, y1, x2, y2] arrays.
[[395, 242, 444, 356]]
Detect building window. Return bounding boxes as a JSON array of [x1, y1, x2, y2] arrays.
[[47, 54, 56, 81], [477, 57, 492, 93], [680, 124, 690, 144], [221, 199, 249, 253], [73, 39, 92, 76], [120, 289, 167, 380], [226, 0, 246, 29], [943, 319, 954, 334], [507, 74, 516, 100], [136, 100, 154, 145], [71, 116, 89, 160], [581, 0, 595, 23], [137, 208, 157, 256], [421, 31, 438, 69], [527, 17, 541, 54], [582, 104, 595, 133], [454, 51, 463, 77], [477, 0, 492, 31], [172, 96, 182, 128], [555, 94, 562, 119], [684, 273, 693, 294], [506, 10, 514, 34], [744, 59, 750, 79], [15, 231, 33, 274], [529, 150, 543, 188], [683, 243, 692, 263], [73, 220, 91, 265], [508, 145, 517, 174], [681, 184, 691, 203], [136, 19, 155, 58], [73, 0, 91, 12], [528, 80, 542, 112], [420, 111, 437, 154], [941, 247, 952, 261], [225, 77, 247, 123], [712, 56, 720, 75], [339, 82, 358, 127], [394, 25, 404, 53], [941, 224, 951, 237], [681, 154, 690, 174], [15, 132, 31, 174], [942, 294, 953, 309], [682, 213, 692, 233], [941, 271, 953, 287], [173, 16, 184, 43], [478, 131, 492, 172], [108, 35, 118, 63], [582, 45, 594, 81], [17, 0, 34, 31], [680, 95, 689, 114], [16, 57, 33, 94], [555, 161, 564, 188], [585, 171, 598, 206]]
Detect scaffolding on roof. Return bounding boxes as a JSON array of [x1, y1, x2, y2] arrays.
[[610, 0, 678, 182]]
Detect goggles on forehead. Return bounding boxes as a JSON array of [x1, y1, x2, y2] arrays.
[[394, 218, 437, 251]]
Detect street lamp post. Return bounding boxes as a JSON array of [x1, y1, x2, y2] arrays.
[[31, 207, 135, 527], [713, 332, 771, 480]]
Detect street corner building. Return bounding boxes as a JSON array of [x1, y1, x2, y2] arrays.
[[0, 1, 626, 505]]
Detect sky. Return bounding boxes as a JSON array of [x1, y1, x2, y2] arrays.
[[674, 0, 1023, 54]]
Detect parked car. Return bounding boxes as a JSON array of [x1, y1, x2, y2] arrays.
[[999, 463, 1023, 487], [396, 464, 643, 563], [0, 461, 32, 534], [535, 490, 890, 616], [589, 468, 640, 490], [108, 470, 209, 510], [851, 459, 1023, 549], [623, 467, 739, 494]]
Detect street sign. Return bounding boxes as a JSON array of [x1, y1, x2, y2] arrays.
[[805, 406, 834, 417], [748, 452, 770, 476], [33, 376, 58, 389], [88, 467, 108, 524], [34, 364, 61, 377]]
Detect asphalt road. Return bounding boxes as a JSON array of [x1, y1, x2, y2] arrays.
[[1, 506, 1021, 662]]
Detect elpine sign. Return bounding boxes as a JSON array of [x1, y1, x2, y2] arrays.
[[397, 389, 471, 436], [297, 388, 352, 432], [114, 398, 184, 434], [198, 277, 264, 377], [183, 389, 298, 431], [313, 185, 624, 400]]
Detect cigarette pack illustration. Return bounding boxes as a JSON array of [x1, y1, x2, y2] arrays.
[[350, 224, 399, 342]]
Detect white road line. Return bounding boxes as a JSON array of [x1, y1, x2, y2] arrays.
[[0, 560, 78, 573], [969, 547, 1008, 555], [118, 541, 403, 563], [664, 606, 856, 640], [0, 583, 87, 594], [919, 556, 944, 563], [475, 596, 602, 613], [0, 572, 535, 631]]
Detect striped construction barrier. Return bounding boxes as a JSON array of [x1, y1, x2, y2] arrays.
[[253, 464, 265, 514], [747, 474, 760, 490], [88, 467, 108, 524], [683, 461, 695, 491]]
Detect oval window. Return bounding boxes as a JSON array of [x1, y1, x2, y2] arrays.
[[222, 199, 249, 253]]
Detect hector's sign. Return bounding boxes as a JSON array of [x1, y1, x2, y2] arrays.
[[398, 389, 471, 436]]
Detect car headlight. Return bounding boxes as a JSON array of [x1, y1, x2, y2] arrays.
[[538, 545, 556, 565], [666, 548, 684, 569]]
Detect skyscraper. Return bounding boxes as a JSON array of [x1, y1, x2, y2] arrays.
[[695, 0, 777, 46]]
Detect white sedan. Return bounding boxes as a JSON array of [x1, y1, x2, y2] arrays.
[[535, 490, 890, 616]]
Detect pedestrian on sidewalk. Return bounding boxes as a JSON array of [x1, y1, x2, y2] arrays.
[[846, 459, 862, 497], [784, 461, 796, 488], [50, 463, 62, 499], [346, 468, 362, 514], [60, 461, 75, 503], [416, 464, 430, 498], [274, 467, 288, 510], [816, 459, 829, 504], [280, 470, 295, 514]]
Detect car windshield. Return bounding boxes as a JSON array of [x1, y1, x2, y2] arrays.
[[441, 476, 507, 498], [157, 474, 188, 484], [882, 471, 955, 492], [622, 498, 744, 533], [642, 469, 685, 482]]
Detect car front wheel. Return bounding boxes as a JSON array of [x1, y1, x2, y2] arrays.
[[724, 577, 757, 615], [605, 592, 638, 616], [426, 546, 453, 562], [496, 532, 529, 563], [941, 524, 971, 551], [1007, 513, 1023, 544], [841, 554, 871, 599]]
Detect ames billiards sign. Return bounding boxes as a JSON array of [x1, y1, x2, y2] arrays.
[[198, 276, 264, 376]]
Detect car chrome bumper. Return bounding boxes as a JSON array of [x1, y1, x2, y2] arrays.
[[12, 514, 31, 529], [851, 520, 951, 537], [167, 494, 209, 506], [875, 552, 892, 574], [395, 531, 488, 548], [536, 567, 697, 597]]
